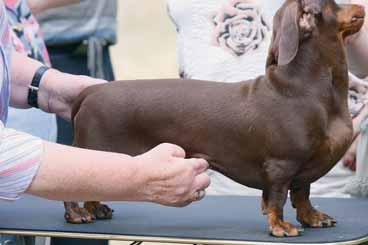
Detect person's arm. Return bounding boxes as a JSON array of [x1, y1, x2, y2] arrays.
[[340, 0, 368, 169], [10, 50, 103, 121], [27, 0, 80, 14], [8, 51, 210, 206], [0, 124, 209, 206], [28, 142, 209, 206]]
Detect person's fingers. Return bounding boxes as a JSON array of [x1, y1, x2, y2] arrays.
[[343, 153, 355, 167], [351, 163, 357, 172], [187, 190, 206, 203], [192, 172, 211, 191], [342, 136, 358, 171], [352, 114, 364, 137], [188, 158, 209, 174]]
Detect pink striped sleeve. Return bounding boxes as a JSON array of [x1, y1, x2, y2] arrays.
[[0, 122, 43, 200]]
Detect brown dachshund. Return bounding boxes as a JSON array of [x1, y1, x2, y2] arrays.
[[64, 0, 364, 237]]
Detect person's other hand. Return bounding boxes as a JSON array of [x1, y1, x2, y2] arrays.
[[342, 99, 368, 171], [135, 143, 210, 207], [343, 134, 358, 171], [349, 73, 368, 97], [39, 69, 107, 121]]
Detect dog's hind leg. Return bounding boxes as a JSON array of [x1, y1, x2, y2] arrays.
[[290, 184, 336, 228], [64, 201, 96, 224], [84, 201, 113, 220], [66, 111, 115, 222]]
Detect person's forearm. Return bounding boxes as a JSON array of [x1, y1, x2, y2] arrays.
[[10, 51, 48, 109], [26, 142, 210, 206], [10, 51, 105, 121], [28, 0, 80, 14], [27, 141, 145, 201], [10, 51, 67, 114]]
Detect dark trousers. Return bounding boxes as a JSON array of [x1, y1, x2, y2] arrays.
[[48, 43, 115, 245], [48, 43, 115, 145]]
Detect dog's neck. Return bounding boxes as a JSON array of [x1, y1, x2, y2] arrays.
[[267, 36, 349, 104]]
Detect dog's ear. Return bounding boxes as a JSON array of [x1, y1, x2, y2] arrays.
[[266, 7, 283, 68], [278, 2, 300, 66], [266, 1, 319, 68]]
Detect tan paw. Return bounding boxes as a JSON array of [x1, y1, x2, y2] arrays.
[[270, 221, 300, 237], [64, 207, 96, 224], [84, 202, 113, 220], [298, 209, 336, 228]]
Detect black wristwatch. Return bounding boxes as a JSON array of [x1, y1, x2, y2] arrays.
[[27, 66, 50, 108]]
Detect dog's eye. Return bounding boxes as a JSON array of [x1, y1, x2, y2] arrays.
[[312, 12, 323, 23]]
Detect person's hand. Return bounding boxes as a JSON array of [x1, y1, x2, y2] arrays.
[[39, 69, 107, 121], [134, 143, 210, 207], [343, 134, 359, 171], [349, 73, 368, 97], [342, 99, 368, 171]]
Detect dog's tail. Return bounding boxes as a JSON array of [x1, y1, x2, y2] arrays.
[[70, 84, 104, 146], [71, 84, 102, 129], [71, 90, 88, 123]]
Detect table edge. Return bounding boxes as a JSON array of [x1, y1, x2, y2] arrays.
[[0, 230, 367, 245]]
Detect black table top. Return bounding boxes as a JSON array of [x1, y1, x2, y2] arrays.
[[0, 195, 367, 244]]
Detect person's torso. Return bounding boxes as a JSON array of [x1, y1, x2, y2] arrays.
[[37, 0, 118, 46], [0, 1, 12, 124], [4, 0, 50, 65], [167, 0, 284, 82]]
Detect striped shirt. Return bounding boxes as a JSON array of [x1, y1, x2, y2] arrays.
[[0, 1, 42, 201]]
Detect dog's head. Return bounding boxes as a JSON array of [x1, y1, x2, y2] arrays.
[[266, 0, 365, 67]]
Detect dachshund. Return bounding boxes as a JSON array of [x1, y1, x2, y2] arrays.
[[65, 0, 364, 237]]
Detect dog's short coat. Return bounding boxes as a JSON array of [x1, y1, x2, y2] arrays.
[[64, 0, 365, 237]]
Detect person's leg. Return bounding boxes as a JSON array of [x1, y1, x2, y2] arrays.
[[101, 45, 115, 81], [48, 42, 114, 245]]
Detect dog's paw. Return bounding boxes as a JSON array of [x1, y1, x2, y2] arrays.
[[64, 207, 96, 224], [269, 221, 301, 237], [298, 210, 337, 228], [84, 202, 114, 220]]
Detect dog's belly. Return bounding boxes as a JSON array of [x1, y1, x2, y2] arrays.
[[188, 152, 266, 190], [211, 162, 265, 190]]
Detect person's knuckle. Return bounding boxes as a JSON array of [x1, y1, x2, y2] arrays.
[[159, 142, 172, 149], [189, 161, 198, 172]]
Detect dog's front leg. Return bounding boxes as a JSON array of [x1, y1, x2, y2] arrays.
[[264, 160, 300, 237], [290, 184, 336, 228]]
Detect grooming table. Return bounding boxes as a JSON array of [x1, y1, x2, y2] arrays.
[[0, 196, 367, 245]]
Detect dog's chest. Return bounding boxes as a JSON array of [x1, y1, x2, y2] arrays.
[[325, 118, 353, 159], [311, 117, 352, 176], [295, 117, 352, 184]]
